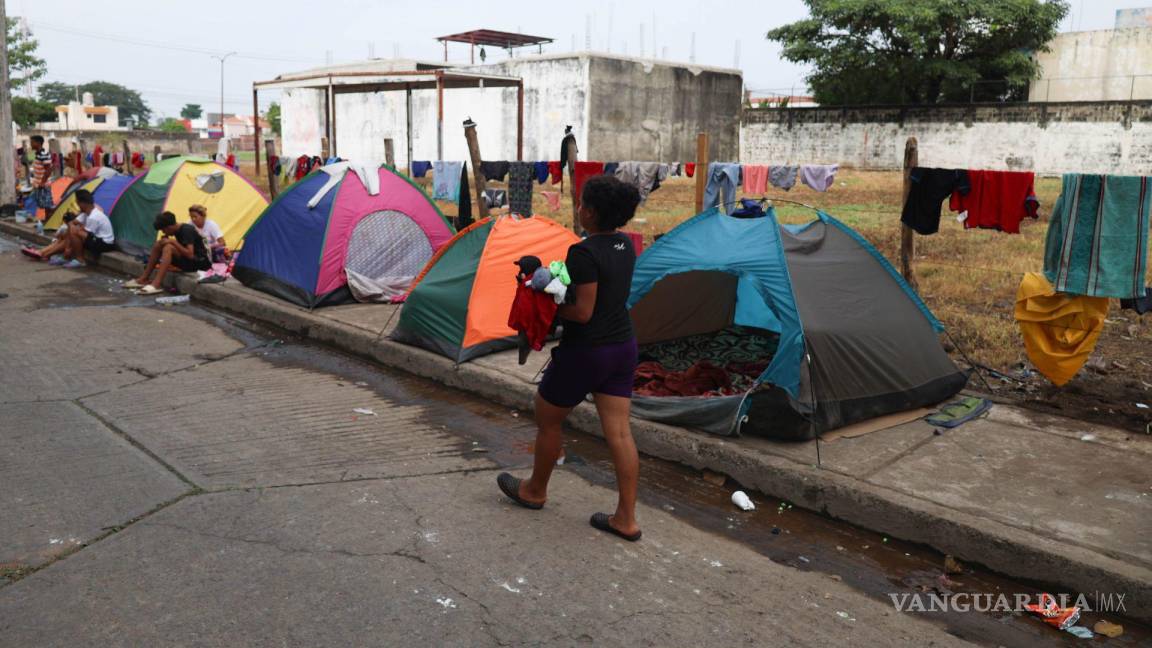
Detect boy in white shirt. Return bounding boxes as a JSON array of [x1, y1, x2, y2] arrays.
[[189, 204, 229, 262], [60, 189, 115, 268]]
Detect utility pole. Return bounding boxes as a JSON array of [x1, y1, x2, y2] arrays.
[[0, 0, 15, 206], [212, 52, 237, 140]]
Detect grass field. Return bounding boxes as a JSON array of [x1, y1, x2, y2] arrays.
[[235, 162, 1152, 432]]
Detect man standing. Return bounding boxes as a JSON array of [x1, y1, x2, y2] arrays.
[[28, 135, 53, 220]]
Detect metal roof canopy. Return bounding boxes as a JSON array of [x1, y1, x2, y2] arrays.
[[251, 69, 525, 175], [436, 29, 553, 63]]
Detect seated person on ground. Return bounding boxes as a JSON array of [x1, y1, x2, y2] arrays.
[[23, 211, 79, 261], [59, 189, 115, 269], [188, 204, 229, 262], [124, 211, 211, 295]]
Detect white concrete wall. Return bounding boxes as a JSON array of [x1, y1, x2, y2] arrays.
[[281, 88, 325, 158], [1030, 29, 1152, 101], [740, 106, 1152, 175]]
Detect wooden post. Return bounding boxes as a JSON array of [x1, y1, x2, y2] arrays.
[[383, 138, 395, 167], [320, 137, 330, 160], [900, 137, 919, 290], [405, 86, 413, 173], [152, 145, 161, 163], [19, 138, 29, 181], [253, 87, 261, 175], [78, 138, 88, 169], [694, 132, 708, 214], [264, 139, 279, 198], [47, 138, 61, 179], [121, 139, 130, 174], [435, 73, 445, 161], [463, 120, 489, 218], [516, 82, 524, 161], [565, 135, 580, 234]]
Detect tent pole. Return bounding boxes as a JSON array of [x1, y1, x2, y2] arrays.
[[516, 81, 524, 161]]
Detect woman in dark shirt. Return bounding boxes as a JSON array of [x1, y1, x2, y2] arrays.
[[498, 176, 644, 541]]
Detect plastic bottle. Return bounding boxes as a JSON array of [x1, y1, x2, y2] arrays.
[[155, 295, 190, 305], [34, 219, 44, 235]]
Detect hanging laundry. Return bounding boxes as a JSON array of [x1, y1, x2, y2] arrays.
[[623, 231, 644, 255], [614, 162, 669, 203], [541, 191, 561, 211], [548, 161, 563, 184], [410, 161, 432, 178], [456, 161, 474, 229], [507, 162, 535, 216], [685, 162, 696, 178], [901, 168, 970, 235], [432, 161, 464, 201], [1044, 174, 1150, 299], [742, 165, 769, 195], [483, 189, 507, 209], [91, 146, 103, 167], [703, 163, 741, 212], [1120, 287, 1152, 314], [559, 130, 577, 169], [573, 161, 605, 207], [799, 164, 838, 192], [480, 161, 511, 182], [225, 154, 237, 171], [950, 170, 1038, 233], [669, 162, 681, 177], [603, 162, 619, 176], [306, 162, 381, 208], [1015, 272, 1108, 386], [295, 155, 311, 180], [533, 161, 550, 184], [131, 152, 145, 169]]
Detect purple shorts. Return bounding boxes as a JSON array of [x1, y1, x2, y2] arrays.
[[538, 338, 638, 408]]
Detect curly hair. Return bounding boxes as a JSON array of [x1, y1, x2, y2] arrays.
[[580, 175, 641, 231]]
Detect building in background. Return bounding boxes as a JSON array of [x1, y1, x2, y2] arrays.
[[268, 40, 742, 165], [1029, 8, 1152, 102], [35, 92, 126, 132]]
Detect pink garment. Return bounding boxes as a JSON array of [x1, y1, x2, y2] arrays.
[[541, 191, 561, 211], [743, 165, 769, 195]]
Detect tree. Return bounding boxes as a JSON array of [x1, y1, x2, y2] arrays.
[[38, 80, 151, 125], [180, 103, 202, 119], [766, 0, 1069, 105], [266, 102, 281, 135], [157, 117, 188, 133], [6, 18, 46, 91], [11, 96, 55, 127]]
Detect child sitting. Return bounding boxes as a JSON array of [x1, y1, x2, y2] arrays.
[[189, 204, 229, 263]]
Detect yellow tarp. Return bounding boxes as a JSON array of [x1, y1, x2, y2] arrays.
[[1015, 272, 1108, 386]]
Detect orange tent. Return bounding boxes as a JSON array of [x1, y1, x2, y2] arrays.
[[393, 215, 581, 363]]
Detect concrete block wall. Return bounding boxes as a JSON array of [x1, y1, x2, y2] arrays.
[[740, 102, 1152, 174]]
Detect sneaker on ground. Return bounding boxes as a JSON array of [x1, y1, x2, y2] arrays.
[[48, 255, 66, 266], [63, 259, 85, 269]]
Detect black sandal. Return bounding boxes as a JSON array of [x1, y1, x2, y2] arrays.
[[589, 512, 642, 542], [497, 472, 544, 510]]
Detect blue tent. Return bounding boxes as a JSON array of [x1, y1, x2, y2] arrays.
[[628, 206, 967, 439]]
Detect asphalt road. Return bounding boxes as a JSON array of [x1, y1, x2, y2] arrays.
[[0, 241, 973, 647]]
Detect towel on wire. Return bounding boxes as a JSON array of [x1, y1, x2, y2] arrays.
[[1043, 173, 1150, 299]]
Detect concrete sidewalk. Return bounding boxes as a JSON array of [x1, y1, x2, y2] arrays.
[[4, 220, 1150, 622]]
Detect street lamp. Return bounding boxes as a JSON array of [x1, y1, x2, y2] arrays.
[[211, 51, 237, 139]]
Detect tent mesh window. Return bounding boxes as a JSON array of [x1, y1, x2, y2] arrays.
[[344, 210, 435, 302]]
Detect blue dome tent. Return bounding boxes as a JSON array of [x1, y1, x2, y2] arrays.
[[627, 207, 968, 440]]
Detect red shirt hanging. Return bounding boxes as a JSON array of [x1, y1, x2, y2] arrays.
[[950, 170, 1039, 234]]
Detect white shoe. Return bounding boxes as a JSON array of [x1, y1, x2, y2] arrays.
[[123, 279, 143, 289]]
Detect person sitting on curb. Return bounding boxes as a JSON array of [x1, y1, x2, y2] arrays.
[[22, 211, 78, 262], [58, 189, 115, 269], [124, 211, 211, 295], [188, 204, 229, 263]]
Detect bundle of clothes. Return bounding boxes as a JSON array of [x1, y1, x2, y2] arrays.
[[633, 327, 779, 397], [507, 255, 572, 364]]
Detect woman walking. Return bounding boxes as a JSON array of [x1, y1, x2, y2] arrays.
[[497, 175, 643, 541]]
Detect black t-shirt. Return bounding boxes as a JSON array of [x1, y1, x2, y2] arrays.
[[900, 168, 970, 235], [561, 232, 636, 346], [174, 223, 209, 262]]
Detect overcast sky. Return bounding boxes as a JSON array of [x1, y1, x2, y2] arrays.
[[19, 0, 1139, 120]]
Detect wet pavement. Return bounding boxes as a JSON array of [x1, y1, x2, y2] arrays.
[[0, 240, 1145, 645]]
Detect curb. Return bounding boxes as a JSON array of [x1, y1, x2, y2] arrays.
[[4, 221, 1149, 622]]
